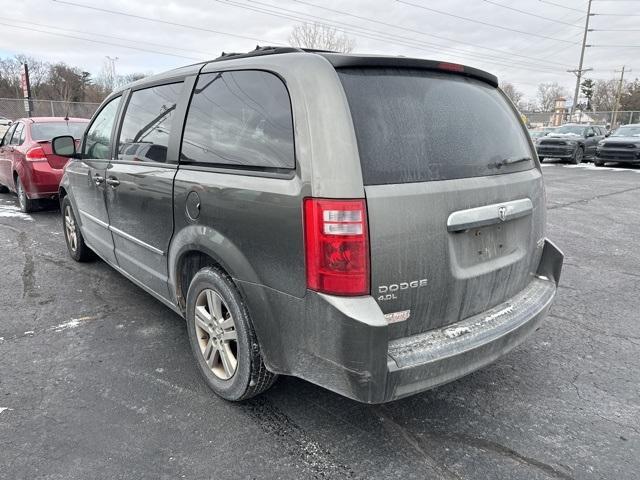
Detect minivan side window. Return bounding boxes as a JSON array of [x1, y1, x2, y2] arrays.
[[10, 123, 24, 145], [84, 96, 121, 160], [117, 83, 183, 163], [181, 70, 294, 169]]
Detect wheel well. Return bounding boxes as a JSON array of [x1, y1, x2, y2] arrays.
[[176, 251, 227, 311], [59, 186, 67, 199], [13, 171, 18, 187]]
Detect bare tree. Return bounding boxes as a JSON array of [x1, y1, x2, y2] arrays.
[[289, 23, 355, 53], [500, 82, 524, 109], [536, 82, 569, 111], [591, 78, 625, 112]]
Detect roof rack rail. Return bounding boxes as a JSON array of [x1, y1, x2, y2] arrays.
[[213, 45, 307, 62]]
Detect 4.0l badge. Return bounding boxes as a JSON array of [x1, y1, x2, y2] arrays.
[[377, 278, 428, 301]]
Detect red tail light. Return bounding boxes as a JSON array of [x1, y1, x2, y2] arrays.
[[438, 62, 464, 73], [304, 198, 370, 296], [25, 147, 47, 162]]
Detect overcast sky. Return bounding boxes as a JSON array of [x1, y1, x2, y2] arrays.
[[1, 0, 638, 102]]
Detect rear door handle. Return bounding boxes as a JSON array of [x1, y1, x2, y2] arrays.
[[106, 177, 120, 188], [93, 174, 105, 186]]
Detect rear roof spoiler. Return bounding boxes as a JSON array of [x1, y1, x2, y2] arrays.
[[319, 54, 499, 88]]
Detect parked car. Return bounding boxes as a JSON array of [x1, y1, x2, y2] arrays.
[[528, 126, 556, 142], [536, 123, 606, 164], [595, 123, 640, 167], [53, 47, 563, 403], [0, 117, 12, 138], [0, 117, 89, 212]]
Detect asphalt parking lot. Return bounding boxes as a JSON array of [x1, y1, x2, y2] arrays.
[[0, 163, 639, 480]]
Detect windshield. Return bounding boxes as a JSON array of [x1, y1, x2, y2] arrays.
[[553, 125, 585, 136], [612, 125, 640, 137], [338, 68, 533, 184], [31, 122, 87, 141]]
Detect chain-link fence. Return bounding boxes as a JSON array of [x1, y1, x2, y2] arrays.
[[0, 98, 100, 120], [523, 111, 640, 128]]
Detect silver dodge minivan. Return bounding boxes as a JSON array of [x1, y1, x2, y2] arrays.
[[53, 47, 563, 403]]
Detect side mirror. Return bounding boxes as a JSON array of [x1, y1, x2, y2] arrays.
[[52, 135, 77, 157]]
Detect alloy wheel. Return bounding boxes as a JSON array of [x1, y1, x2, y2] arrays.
[[64, 206, 78, 252], [194, 289, 238, 380]]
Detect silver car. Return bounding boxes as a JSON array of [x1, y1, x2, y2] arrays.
[[53, 47, 563, 403]]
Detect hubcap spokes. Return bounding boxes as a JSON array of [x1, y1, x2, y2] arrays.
[[64, 206, 77, 252], [194, 289, 238, 380]]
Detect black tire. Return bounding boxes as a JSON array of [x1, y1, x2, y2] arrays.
[[0, 183, 8, 193], [570, 147, 584, 165], [538, 157, 545, 163], [594, 160, 605, 167], [186, 267, 276, 401], [16, 176, 36, 213], [61, 196, 94, 262]]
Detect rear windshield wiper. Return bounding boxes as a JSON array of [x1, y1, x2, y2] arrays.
[[489, 157, 532, 169]]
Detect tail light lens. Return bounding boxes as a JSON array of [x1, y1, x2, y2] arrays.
[[25, 147, 47, 162], [304, 198, 370, 296]]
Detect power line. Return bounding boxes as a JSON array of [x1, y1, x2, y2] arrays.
[[213, 0, 566, 72], [51, 0, 285, 46], [481, 0, 583, 27], [0, 21, 204, 60], [3, 16, 218, 58], [588, 44, 640, 47], [538, 0, 586, 13], [396, 0, 579, 44], [291, 0, 571, 67]]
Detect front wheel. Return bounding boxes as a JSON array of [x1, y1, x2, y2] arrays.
[[16, 177, 35, 213], [186, 267, 276, 401], [61, 196, 94, 262], [570, 147, 584, 165]]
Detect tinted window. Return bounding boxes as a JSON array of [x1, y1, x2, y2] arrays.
[[31, 122, 87, 141], [117, 83, 183, 163], [10, 123, 24, 145], [84, 97, 121, 160], [181, 70, 294, 169], [1, 124, 16, 146], [338, 68, 534, 184]]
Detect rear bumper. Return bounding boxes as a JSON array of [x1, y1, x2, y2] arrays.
[[20, 161, 63, 198], [242, 239, 563, 403]]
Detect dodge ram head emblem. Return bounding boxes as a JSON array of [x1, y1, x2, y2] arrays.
[[498, 206, 507, 222]]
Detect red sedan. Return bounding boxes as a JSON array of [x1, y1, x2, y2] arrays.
[[0, 117, 88, 212]]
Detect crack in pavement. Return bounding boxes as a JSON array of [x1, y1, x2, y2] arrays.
[[548, 185, 640, 210]]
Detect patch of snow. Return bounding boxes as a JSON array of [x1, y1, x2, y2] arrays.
[[155, 368, 164, 373], [23, 331, 34, 335], [443, 326, 472, 339], [53, 316, 97, 332], [0, 407, 12, 414], [0, 202, 33, 221]]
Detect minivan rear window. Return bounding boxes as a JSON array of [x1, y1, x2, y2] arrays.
[[338, 68, 534, 184]]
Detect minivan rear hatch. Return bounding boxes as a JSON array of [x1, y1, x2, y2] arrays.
[[337, 66, 545, 339]]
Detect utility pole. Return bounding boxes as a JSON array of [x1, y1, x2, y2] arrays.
[[611, 66, 630, 128], [569, 0, 593, 118], [105, 56, 119, 91]]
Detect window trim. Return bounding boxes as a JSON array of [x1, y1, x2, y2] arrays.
[[9, 122, 24, 146], [113, 80, 186, 166], [82, 94, 123, 160], [1, 123, 17, 147], [179, 68, 297, 173]]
